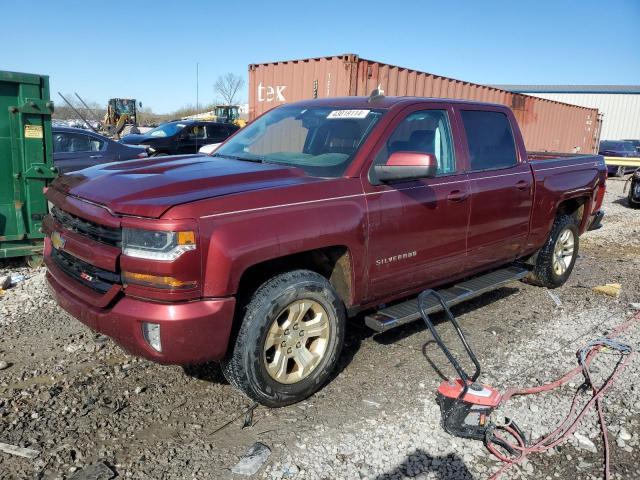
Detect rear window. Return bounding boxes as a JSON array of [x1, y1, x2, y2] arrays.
[[461, 110, 518, 170]]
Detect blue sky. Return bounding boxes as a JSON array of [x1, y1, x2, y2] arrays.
[[2, 0, 638, 113]]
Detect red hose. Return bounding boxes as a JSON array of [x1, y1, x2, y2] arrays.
[[486, 313, 639, 479]]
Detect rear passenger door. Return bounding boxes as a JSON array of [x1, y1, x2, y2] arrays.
[[458, 108, 533, 272], [206, 124, 231, 143]]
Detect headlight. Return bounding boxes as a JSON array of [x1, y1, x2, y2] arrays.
[[122, 228, 196, 260]]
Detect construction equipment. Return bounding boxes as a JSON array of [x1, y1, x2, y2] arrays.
[[1, 70, 56, 266], [57, 93, 140, 138], [103, 98, 140, 137], [213, 105, 246, 127]]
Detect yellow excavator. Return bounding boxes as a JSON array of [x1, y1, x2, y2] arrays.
[[57, 93, 140, 138], [103, 98, 140, 137], [213, 105, 246, 128]]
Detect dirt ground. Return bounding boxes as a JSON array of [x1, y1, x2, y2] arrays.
[[1, 177, 639, 480]]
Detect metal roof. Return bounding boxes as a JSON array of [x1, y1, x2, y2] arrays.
[[490, 85, 640, 94]]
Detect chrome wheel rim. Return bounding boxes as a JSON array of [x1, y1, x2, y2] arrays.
[[263, 300, 330, 384], [552, 228, 575, 276]]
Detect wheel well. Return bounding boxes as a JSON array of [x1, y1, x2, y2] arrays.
[[236, 246, 354, 307], [556, 197, 587, 227]]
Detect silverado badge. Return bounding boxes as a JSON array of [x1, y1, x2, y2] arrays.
[[51, 231, 66, 250]]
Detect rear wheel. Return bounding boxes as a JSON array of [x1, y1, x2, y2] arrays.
[[527, 214, 579, 288], [629, 178, 640, 209], [221, 270, 346, 407]]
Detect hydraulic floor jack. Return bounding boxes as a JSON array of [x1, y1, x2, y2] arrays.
[[418, 290, 523, 454], [417, 289, 636, 479]]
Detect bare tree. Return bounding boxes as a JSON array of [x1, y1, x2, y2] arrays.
[[214, 73, 245, 106]]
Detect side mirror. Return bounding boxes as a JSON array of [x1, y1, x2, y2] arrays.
[[374, 151, 438, 183]]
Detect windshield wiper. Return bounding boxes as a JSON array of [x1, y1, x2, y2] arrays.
[[212, 153, 264, 163]]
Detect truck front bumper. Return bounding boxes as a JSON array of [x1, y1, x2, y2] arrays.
[[46, 269, 236, 366]]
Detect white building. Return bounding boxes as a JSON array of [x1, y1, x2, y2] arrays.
[[493, 85, 640, 141]]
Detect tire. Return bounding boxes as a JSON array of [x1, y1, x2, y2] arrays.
[[527, 215, 579, 288], [221, 270, 346, 407], [629, 179, 640, 209]]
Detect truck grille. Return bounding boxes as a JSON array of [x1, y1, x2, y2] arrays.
[[51, 248, 120, 294], [51, 206, 121, 247]]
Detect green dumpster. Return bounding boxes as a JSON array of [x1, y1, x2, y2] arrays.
[[0, 70, 56, 266]]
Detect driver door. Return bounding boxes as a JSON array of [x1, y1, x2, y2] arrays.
[[363, 105, 470, 302]]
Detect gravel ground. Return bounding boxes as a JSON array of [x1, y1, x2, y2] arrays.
[[1, 177, 639, 480]]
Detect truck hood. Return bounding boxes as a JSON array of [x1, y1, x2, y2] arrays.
[[51, 155, 312, 218], [120, 133, 153, 145]]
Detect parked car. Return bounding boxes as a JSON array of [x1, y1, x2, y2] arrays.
[[198, 143, 221, 155], [121, 120, 239, 156], [621, 139, 640, 154], [598, 140, 637, 177], [53, 127, 147, 174], [43, 96, 606, 406]]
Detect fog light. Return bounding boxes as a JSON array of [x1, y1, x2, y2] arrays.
[[142, 322, 162, 352]]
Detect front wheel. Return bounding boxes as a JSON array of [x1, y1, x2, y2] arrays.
[[527, 215, 579, 288], [221, 270, 346, 407]]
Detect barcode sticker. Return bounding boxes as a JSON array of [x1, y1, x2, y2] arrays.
[[327, 109, 370, 119]]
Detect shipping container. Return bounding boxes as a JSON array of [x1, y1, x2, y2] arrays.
[[249, 54, 601, 154], [0, 70, 56, 265]]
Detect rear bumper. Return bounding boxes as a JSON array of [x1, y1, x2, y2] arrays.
[[588, 210, 605, 231], [46, 267, 236, 365]]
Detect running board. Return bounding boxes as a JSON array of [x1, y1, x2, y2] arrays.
[[364, 266, 529, 333]]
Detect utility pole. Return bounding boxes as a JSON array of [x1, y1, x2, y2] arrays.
[[196, 62, 199, 114]]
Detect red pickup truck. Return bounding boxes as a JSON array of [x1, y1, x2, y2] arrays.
[[44, 96, 606, 406]]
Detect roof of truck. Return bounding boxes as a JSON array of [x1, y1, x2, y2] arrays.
[[288, 96, 506, 110]]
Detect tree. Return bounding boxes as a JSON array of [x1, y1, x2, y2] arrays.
[[214, 73, 245, 106]]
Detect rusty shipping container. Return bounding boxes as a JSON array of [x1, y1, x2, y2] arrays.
[[249, 54, 601, 153]]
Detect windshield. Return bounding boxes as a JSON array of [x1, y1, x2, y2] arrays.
[[146, 122, 187, 138], [213, 106, 385, 177]]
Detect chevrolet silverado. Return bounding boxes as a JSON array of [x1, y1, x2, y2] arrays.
[[44, 96, 606, 406]]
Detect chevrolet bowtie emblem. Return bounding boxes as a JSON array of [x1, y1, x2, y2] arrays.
[[51, 231, 66, 250]]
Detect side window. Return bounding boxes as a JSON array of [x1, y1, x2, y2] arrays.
[[374, 110, 456, 175], [54, 133, 102, 153], [461, 110, 518, 171], [206, 124, 225, 142], [88, 136, 104, 152], [187, 125, 206, 140], [53, 133, 69, 153]]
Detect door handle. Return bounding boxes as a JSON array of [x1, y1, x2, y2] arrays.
[[89, 155, 103, 159], [446, 190, 468, 202], [515, 180, 530, 190]]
